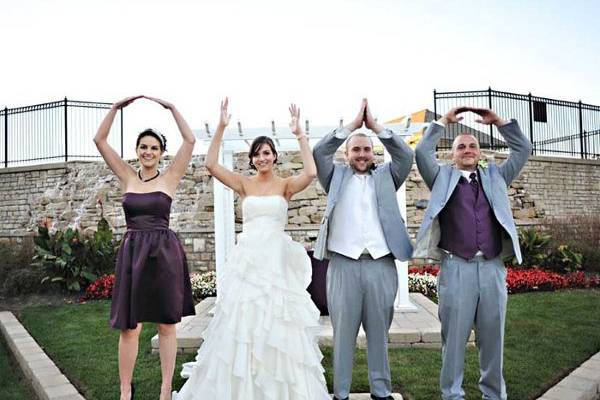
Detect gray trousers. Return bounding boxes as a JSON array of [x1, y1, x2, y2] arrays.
[[327, 252, 398, 399], [438, 254, 508, 400]]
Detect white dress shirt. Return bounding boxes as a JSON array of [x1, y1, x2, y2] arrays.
[[327, 127, 392, 260]]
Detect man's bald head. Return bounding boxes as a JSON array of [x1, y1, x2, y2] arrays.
[[451, 133, 481, 171]]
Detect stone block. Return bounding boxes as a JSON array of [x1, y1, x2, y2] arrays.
[[580, 359, 600, 371], [32, 365, 63, 378], [20, 351, 48, 364], [348, 394, 402, 399], [542, 385, 590, 400], [45, 383, 79, 399], [389, 329, 421, 344], [193, 238, 206, 252], [0, 311, 17, 323], [420, 327, 442, 343], [298, 206, 318, 216], [558, 374, 598, 395], [289, 215, 310, 225], [33, 373, 70, 391], [572, 366, 600, 382], [50, 394, 86, 400]]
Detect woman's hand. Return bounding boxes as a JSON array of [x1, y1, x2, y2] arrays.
[[219, 97, 231, 128], [143, 95, 175, 110], [111, 95, 143, 110], [289, 103, 303, 137]]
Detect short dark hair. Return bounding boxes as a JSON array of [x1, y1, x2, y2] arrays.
[[136, 129, 167, 152], [248, 136, 278, 170]]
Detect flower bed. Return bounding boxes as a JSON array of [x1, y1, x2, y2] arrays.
[[507, 269, 600, 294], [408, 273, 438, 298], [79, 266, 598, 302], [408, 265, 600, 297], [190, 271, 217, 300]]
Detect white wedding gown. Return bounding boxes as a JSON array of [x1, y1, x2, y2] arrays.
[[173, 195, 330, 400]]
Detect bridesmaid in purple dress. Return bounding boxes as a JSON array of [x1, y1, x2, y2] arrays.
[[93, 95, 196, 400]]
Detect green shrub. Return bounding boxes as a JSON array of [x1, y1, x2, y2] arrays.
[[85, 217, 118, 277], [32, 216, 119, 293], [33, 225, 94, 292], [544, 244, 583, 274], [515, 227, 551, 268], [581, 248, 600, 274], [544, 216, 600, 273], [0, 238, 45, 296]]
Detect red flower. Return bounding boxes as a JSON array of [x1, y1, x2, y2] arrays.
[[81, 274, 116, 301], [409, 264, 440, 276]]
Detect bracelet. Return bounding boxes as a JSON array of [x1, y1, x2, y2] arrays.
[[296, 134, 307, 140]]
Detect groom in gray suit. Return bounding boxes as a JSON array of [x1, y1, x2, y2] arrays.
[[414, 107, 531, 400], [313, 99, 414, 400]]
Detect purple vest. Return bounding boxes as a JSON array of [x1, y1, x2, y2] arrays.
[[438, 172, 502, 260]]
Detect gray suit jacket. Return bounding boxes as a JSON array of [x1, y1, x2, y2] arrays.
[[413, 120, 532, 263], [312, 129, 414, 261]]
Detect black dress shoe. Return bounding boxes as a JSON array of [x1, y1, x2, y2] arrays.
[[333, 397, 349, 400], [370, 395, 394, 400]]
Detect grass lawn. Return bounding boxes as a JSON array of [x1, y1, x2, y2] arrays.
[[0, 336, 36, 400], [17, 289, 600, 400]]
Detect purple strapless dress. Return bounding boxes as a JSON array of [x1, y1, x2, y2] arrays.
[[110, 191, 195, 330]]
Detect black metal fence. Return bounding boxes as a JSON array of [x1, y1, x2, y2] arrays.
[[433, 88, 600, 159], [2, 91, 599, 168], [0, 98, 122, 168]]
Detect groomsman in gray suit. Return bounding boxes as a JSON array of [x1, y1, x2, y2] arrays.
[[414, 107, 531, 400], [313, 99, 414, 400]]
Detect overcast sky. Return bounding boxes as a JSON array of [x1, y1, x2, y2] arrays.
[[1, 0, 599, 152]]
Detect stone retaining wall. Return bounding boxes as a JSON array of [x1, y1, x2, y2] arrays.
[[1, 151, 599, 271]]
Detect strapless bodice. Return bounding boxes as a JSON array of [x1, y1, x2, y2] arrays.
[[122, 191, 171, 230], [241, 195, 288, 233]]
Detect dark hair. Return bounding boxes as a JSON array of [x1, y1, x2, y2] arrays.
[[248, 136, 278, 170], [136, 129, 167, 152]]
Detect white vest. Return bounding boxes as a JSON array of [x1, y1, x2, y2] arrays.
[[327, 173, 391, 260]]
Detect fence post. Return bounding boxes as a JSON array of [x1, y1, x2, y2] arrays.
[[64, 97, 68, 162], [4, 107, 7, 168], [120, 108, 124, 158], [528, 93, 534, 155], [488, 87, 494, 149], [433, 89, 437, 119], [578, 100, 585, 159]]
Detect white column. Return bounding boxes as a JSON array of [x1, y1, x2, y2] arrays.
[[213, 147, 236, 303], [383, 148, 418, 312]]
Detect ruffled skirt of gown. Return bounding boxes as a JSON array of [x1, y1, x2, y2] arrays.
[[173, 218, 330, 400]]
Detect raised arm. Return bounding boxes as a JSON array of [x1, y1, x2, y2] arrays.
[[415, 107, 466, 189], [205, 98, 245, 195], [284, 104, 317, 199], [468, 107, 532, 184], [144, 96, 196, 183], [93, 96, 141, 184], [312, 99, 366, 192], [364, 99, 413, 190]]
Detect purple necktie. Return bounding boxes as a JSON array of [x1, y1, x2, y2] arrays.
[[469, 172, 479, 196]]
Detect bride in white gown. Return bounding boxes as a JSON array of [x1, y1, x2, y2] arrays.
[[173, 99, 330, 400]]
